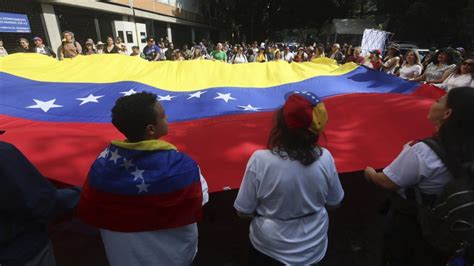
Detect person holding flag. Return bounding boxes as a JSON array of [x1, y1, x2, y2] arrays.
[[234, 91, 344, 265]]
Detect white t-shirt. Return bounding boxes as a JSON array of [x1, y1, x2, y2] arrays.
[[231, 54, 247, 64], [234, 148, 344, 265], [399, 64, 423, 80], [284, 52, 294, 62], [35, 46, 47, 55], [435, 73, 474, 91], [100, 172, 209, 266], [383, 142, 453, 197]]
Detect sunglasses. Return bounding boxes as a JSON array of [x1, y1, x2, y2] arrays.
[[461, 61, 474, 66]]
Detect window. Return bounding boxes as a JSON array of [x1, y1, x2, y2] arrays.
[[140, 32, 146, 43], [117, 31, 124, 42], [126, 31, 134, 43]]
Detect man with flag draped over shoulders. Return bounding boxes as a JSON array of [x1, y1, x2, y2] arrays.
[[78, 92, 209, 266]]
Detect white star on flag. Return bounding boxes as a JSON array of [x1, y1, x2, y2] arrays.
[[98, 148, 109, 159], [214, 93, 236, 103], [157, 95, 176, 101], [26, 99, 63, 113], [120, 89, 137, 96], [121, 158, 134, 170], [131, 168, 145, 181], [136, 181, 150, 193], [76, 94, 104, 105], [238, 104, 262, 111], [109, 149, 122, 164], [187, 91, 207, 100]]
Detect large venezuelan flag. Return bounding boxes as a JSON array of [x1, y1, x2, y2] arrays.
[[0, 54, 437, 192]]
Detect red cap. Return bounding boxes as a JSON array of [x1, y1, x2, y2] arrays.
[[283, 94, 313, 130]]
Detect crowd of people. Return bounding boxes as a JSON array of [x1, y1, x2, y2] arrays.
[[1, 31, 473, 90], [1, 29, 474, 266]]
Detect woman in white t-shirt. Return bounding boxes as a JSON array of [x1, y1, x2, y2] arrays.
[[398, 50, 423, 80], [234, 91, 344, 265], [434, 58, 474, 91], [365, 87, 474, 265]]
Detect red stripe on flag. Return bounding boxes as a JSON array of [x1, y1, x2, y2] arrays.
[[78, 180, 203, 232], [0, 93, 436, 192]]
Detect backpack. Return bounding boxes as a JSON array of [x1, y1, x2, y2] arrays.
[[415, 138, 474, 259], [61, 41, 80, 57]]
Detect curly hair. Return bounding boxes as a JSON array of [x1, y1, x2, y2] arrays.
[[267, 108, 322, 166], [111, 92, 158, 142]]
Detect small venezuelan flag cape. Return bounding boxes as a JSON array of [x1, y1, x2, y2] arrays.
[[78, 139, 203, 232]]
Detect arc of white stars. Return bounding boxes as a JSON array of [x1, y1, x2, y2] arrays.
[[98, 148, 109, 159], [26, 99, 63, 113], [136, 181, 150, 193], [131, 168, 145, 181], [238, 104, 262, 111], [109, 149, 122, 164], [76, 94, 104, 105], [187, 91, 207, 100], [157, 95, 176, 101], [214, 93, 236, 103], [121, 158, 134, 170], [120, 89, 137, 96]]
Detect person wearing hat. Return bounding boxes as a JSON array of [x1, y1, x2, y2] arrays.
[[413, 48, 457, 84], [83, 39, 97, 55], [33, 37, 56, 58], [363, 49, 383, 70], [382, 43, 401, 75], [0, 130, 81, 266], [96, 41, 105, 54], [234, 91, 344, 265], [255, 46, 268, 63]]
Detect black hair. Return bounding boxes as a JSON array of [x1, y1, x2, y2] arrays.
[[437, 87, 474, 175], [146, 36, 155, 42], [267, 108, 322, 166], [111, 92, 158, 142], [432, 48, 455, 65]]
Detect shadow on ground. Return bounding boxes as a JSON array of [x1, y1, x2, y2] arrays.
[[50, 171, 388, 266]]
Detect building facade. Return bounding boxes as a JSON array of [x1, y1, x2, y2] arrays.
[[0, 0, 213, 53]]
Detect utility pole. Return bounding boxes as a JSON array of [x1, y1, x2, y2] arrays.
[[129, 0, 140, 47]]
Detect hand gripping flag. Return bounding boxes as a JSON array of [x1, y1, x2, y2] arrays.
[[0, 54, 439, 192]]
